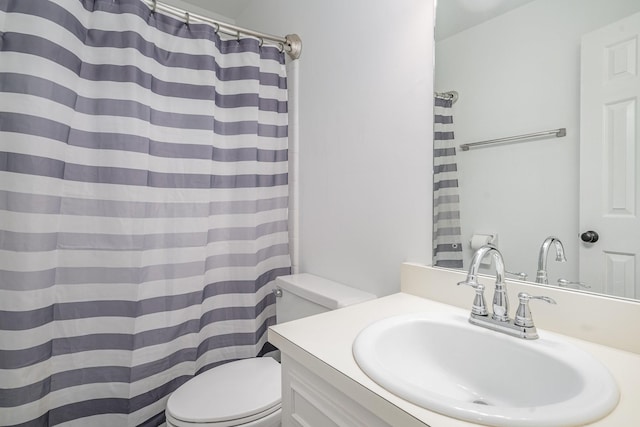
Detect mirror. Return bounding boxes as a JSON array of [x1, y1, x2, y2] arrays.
[[434, 0, 640, 301]]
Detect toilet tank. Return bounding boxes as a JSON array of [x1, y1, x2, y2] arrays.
[[275, 273, 376, 323]]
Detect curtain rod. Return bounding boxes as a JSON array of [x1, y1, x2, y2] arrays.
[[141, 0, 302, 59]]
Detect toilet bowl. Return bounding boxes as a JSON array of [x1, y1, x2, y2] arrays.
[[165, 274, 376, 427]]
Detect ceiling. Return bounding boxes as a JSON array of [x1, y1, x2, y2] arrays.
[[435, 0, 537, 40], [176, 0, 537, 43]]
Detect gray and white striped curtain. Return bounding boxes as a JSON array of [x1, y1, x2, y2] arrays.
[[433, 96, 463, 268], [0, 0, 290, 425]]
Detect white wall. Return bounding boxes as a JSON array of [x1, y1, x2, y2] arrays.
[[236, 1, 435, 296], [435, 0, 640, 283], [161, 0, 234, 22]]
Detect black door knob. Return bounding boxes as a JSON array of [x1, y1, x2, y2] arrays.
[[580, 230, 599, 243]]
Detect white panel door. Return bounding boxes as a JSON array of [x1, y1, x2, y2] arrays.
[[580, 12, 640, 298]]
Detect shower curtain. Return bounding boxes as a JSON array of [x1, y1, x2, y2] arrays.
[[433, 96, 463, 268], [0, 0, 290, 425]]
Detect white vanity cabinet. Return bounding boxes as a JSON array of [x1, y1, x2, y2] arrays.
[[280, 354, 391, 427], [269, 265, 640, 427]]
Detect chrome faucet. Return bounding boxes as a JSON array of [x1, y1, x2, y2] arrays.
[[459, 245, 556, 339], [536, 236, 567, 284], [457, 245, 509, 321]]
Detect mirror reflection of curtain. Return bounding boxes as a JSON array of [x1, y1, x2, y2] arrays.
[[433, 96, 463, 268]]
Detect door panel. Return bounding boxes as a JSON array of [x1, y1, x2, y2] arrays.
[[580, 11, 640, 298]]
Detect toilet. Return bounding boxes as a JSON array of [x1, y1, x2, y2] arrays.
[[165, 273, 376, 427]]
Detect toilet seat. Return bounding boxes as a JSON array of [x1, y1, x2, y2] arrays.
[[166, 358, 281, 427], [166, 405, 281, 427]]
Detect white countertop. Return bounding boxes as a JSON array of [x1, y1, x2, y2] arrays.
[[269, 292, 640, 427]]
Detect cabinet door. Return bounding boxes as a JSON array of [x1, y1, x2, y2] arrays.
[[281, 354, 391, 427]]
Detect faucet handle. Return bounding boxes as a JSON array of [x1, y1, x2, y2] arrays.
[[457, 281, 488, 316], [557, 278, 591, 289], [506, 270, 528, 281], [514, 292, 557, 328]]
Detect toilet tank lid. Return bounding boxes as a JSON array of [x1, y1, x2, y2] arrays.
[[276, 273, 376, 310]]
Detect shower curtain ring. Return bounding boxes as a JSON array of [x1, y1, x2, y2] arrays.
[[236, 31, 241, 42], [259, 38, 264, 47], [213, 23, 220, 34], [184, 12, 190, 25], [152, 0, 157, 13], [278, 42, 285, 53]]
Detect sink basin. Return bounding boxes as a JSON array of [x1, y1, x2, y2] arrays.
[[353, 312, 619, 427]]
